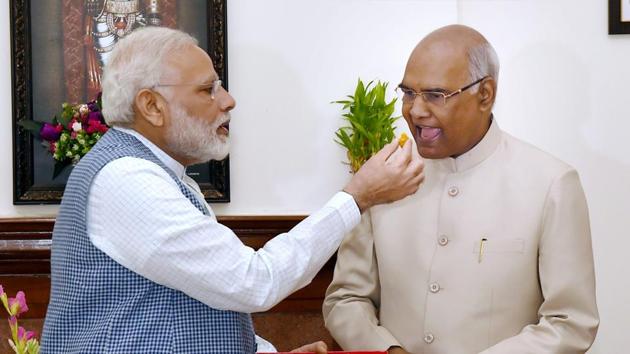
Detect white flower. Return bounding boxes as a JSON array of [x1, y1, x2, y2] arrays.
[[79, 104, 89, 115], [72, 121, 82, 132]]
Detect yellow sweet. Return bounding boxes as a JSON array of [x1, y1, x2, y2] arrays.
[[398, 132, 409, 147]]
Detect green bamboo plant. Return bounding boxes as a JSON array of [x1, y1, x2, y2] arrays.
[[333, 78, 400, 173]]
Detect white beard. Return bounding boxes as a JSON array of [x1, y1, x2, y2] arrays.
[[165, 103, 230, 165]]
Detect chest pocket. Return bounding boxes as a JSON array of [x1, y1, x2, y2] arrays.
[[472, 238, 525, 254]]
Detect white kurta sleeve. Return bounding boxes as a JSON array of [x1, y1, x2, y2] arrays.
[[87, 157, 360, 313]]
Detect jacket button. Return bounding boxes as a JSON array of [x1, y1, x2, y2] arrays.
[[438, 236, 449, 246], [448, 186, 459, 196], [424, 333, 435, 344], [429, 282, 441, 293]]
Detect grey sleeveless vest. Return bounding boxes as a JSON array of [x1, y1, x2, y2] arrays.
[[41, 129, 256, 353]]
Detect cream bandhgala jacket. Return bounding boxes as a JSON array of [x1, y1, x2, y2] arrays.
[[323, 120, 599, 354]]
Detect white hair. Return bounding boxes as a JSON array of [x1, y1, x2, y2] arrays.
[[101, 26, 198, 126], [467, 42, 500, 93]]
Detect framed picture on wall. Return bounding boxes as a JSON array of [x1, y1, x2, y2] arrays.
[[609, 0, 630, 34], [11, 0, 230, 204]]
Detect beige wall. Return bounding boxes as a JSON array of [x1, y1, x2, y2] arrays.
[[1, 0, 629, 351]]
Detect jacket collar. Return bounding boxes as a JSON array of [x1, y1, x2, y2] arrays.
[[435, 116, 502, 173]]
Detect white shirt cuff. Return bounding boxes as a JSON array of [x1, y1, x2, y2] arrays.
[[326, 191, 361, 232], [255, 335, 277, 353]]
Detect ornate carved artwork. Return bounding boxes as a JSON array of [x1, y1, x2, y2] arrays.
[[63, 0, 179, 102], [11, 0, 230, 204]]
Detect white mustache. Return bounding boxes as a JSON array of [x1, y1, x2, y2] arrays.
[[214, 112, 231, 127]]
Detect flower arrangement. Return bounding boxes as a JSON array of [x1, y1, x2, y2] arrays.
[[18, 94, 109, 178], [0, 285, 40, 354], [333, 79, 401, 173]]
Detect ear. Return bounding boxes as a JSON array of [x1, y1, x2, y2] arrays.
[[477, 77, 496, 113], [134, 88, 167, 127]]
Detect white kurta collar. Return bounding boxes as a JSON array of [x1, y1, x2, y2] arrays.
[[113, 126, 187, 180]]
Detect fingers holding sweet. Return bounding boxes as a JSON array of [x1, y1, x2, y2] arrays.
[[372, 140, 399, 163], [344, 140, 424, 212], [386, 138, 413, 168]]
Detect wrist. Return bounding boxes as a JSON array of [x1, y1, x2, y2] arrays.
[[342, 187, 369, 213]]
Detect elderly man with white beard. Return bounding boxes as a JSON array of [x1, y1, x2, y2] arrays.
[[40, 27, 424, 354]]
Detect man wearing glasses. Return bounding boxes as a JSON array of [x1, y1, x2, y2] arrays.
[[41, 27, 424, 353], [324, 24, 599, 354]]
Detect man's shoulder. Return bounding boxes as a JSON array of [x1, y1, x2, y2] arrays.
[[96, 156, 171, 183], [88, 156, 182, 210], [500, 131, 575, 178]]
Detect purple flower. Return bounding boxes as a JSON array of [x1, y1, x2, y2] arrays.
[[8, 291, 28, 316], [17, 326, 35, 341], [87, 111, 104, 123], [87, 93, 101, 111], [39, 123, 61, 141]]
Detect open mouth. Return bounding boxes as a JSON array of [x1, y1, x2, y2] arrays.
[[218, 121, 230, 135], [415, 125, 442, 143]]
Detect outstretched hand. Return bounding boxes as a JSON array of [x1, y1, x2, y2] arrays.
[[344, 139, 424, 212]]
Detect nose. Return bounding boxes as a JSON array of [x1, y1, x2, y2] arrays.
[[218, 87, 236, 112], [408, 95, 430, 121]]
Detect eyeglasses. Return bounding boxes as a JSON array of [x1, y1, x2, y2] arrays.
[[154, 79, 223, 100], [396, 76, 488, 107]]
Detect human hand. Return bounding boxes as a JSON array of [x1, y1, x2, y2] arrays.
[[344, 139, 424, 212], [388, 346, 412, 354], [289, 340, 327, 353]]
